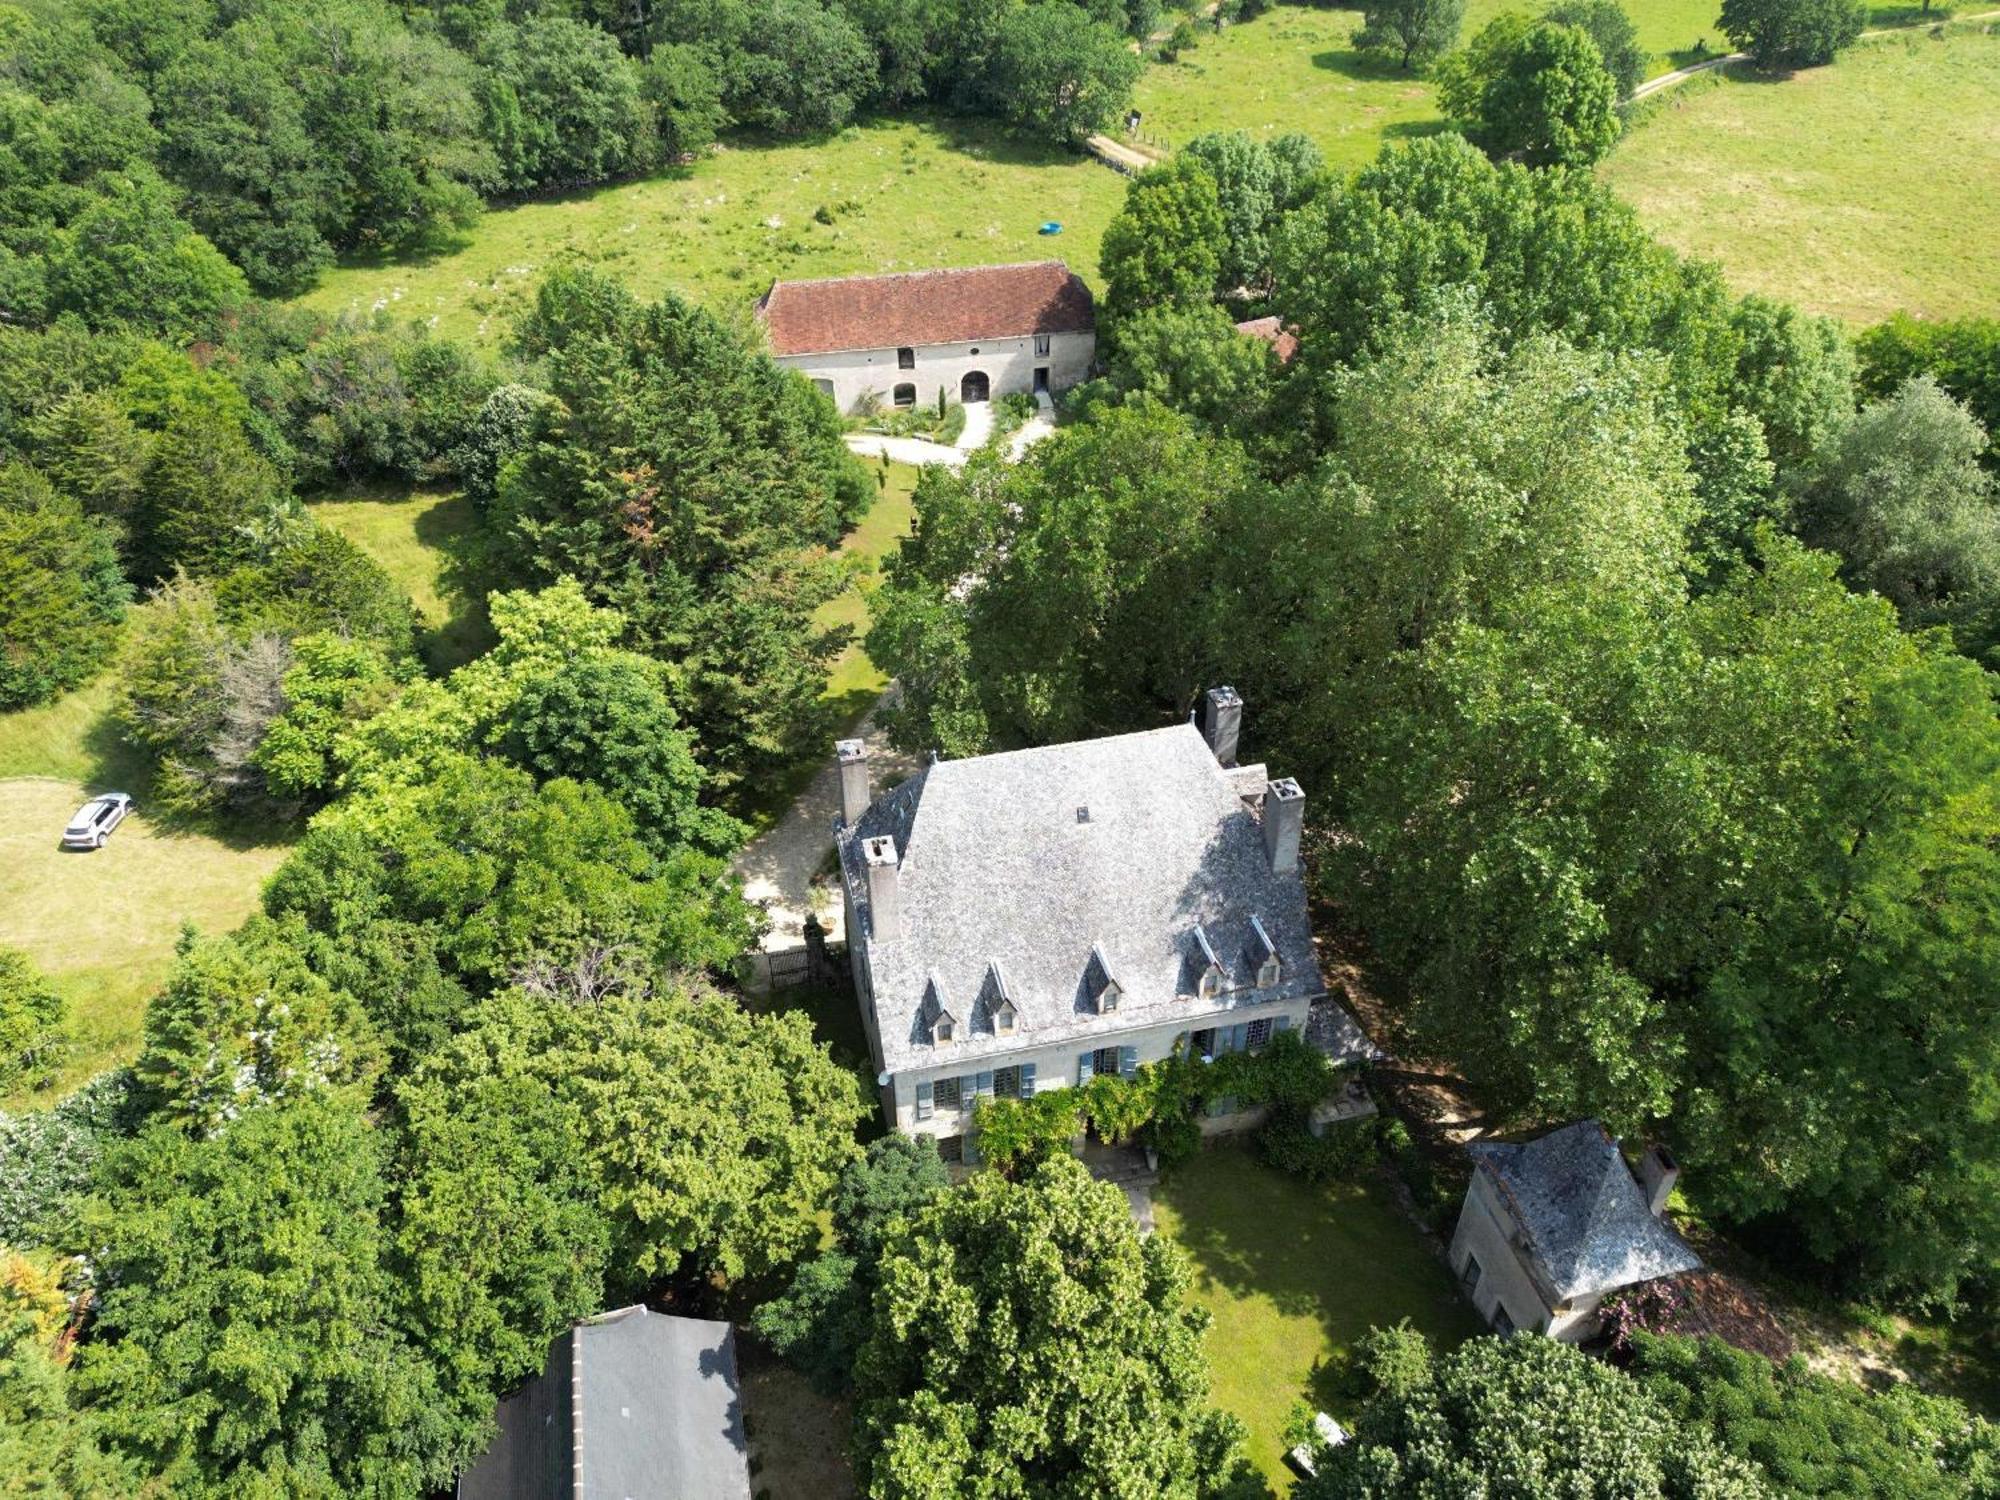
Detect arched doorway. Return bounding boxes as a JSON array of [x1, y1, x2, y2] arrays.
[[960, 369, 990, 403]]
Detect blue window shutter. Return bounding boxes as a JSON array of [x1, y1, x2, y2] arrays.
[[962, 1074, 976, 1105], [1229, 1024, 1247, 1053], [1078, 1050, 1094, 1085], [1020, 1062, 1036, 1099], [976, 1070, 994, 1098], [1119, 1046, 1137, 1078], [915, 1079, 933, 1121], [964, 1131, 980, 1166], [1275, 1014, 1292, 1032]]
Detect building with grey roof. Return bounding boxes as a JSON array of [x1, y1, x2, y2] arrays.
[[1448, 1120, 1702, 1341], [457, 1306, 750, 1500], [833, 688, 1375, 1158]]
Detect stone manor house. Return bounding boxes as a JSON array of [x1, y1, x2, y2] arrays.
[[833, 690, 1374, 1160], [758, 260, 1096, 415]]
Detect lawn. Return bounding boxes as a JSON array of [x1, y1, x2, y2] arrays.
[[0, 776, 291, 1104], [1128, 0, 1728, 172], [1603, 27, 2000, 323], [308, 484, 497, 672], [294, 116, 1126, 345], [1154, 1146, 1482, 1489], [817, 458, 920, 716]]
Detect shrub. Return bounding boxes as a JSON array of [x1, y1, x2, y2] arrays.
[[0, 949, 67, 1097], [0, 464, 128, 710]]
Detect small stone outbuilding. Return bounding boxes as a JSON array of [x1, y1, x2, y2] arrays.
[[1448, 1119, 1701, 1342]]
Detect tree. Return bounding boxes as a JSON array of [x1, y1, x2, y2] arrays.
[[451, 382, 559, 502], [1726, 293, 1856, 476], [1097, 302, 1279, 438], [76, 1094, 472, 1496], [1630, 1333, 2000, 1498], [418, 981, 868, 1283], [1457, 20, 1621, 167], [1099, 158, 1227, 329], [669, 0, 878, 135], [988, 2, 1144, 144], [639, 43, 727, 161], [1297, 1327, 1767, 1497], [392, 1068, 612, 1418], [1544, 0, 1645, 97], [131, 399, 285, 582], [1856, 313, 2000, 444], [868, 402, 1264, 756], [253, 633, 401, 803], [42, 172, 248, 339], [475, 15, 657, 193], [0, 947, 66, 1096], [0, 1072, 134, 1250], [20, 389, 153, 529], [1181, 131, 1288, 294], [754, 1135, 951, 1395], [0, 464, 128, 710], [852, 1155, 1255, 1499], [1795, 376, 2000, 652], [1719, 0, 1865, 67], [496, 267, 870, 794], [134, 918, 383, 1134], [268, 752, 759, 988], [1352, 0, 1466, 70], [0, 1249, 135, 1496]]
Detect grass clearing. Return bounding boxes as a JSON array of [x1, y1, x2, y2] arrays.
[[0, 778, 291, 1104], [1603, 27, 2000, 322], [1154, 1145, 1483, 1489], [309, 484, 497, 672], [296, 116, 1126, 345]]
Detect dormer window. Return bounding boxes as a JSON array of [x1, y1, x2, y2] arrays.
[[1085, 943, 1121, 1014], [1189, 925, 1225, 1000], [934, 1013, 956, 1044], [1249, 915, 1281, 990], [995, 1002, 1016, 1035]]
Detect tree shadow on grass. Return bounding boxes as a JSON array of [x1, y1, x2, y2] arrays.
[[412, 492, 499, 673], [1156, 1148, 1479, 1403], [1311, 47, 1427, 83]]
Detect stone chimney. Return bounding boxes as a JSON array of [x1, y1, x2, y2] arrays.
[[836, 737, 870, 825], [1638, 1145, 1679, 1217], [1263, 777, 1304, 874], [863, 835, 901, 940], [1202, 686, 1243, 768]]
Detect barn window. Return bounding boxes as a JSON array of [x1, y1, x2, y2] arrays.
[[897, 346, 915, 369], [892, 382, 917, 408]]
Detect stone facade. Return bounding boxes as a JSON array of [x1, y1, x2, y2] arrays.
[[774, 328, 1095, 416]]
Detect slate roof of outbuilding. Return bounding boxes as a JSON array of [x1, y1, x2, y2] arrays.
[[456, 1307, 750, 1500], [837, 722, 1375, 1075], [757, 261, 1095, 356], [1467, 1121, 1702, 1302]]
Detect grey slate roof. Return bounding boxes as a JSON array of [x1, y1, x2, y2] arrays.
[[838, 722, 1375, 1075], [457, 1307, 750, 1500], [1468, 1121, 1701, 1301]]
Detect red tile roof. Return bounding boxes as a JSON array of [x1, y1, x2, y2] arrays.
[[1235, 315, 1300, 364], [758, 262, 1095, 357]]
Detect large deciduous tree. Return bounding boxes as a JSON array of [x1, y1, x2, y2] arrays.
[[76, 1093, 473, 1496], [1100, 158, 1228, 330], [988, 2, 1144, 144], [1352, 0, 1467, 69], [1297, 1326, 1767, 1497], [419, 981, 868, 1283], [851, 1155, 1256, 1499], [1469, 21, 1621, 168], [1719, 0, 1865, 68]]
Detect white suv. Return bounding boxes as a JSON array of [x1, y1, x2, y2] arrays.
[[62, 792, 133, 850]]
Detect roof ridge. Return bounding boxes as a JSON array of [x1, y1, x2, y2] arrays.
[[767, 260, 1071, 294]]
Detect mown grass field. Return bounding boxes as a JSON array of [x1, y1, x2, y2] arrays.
[[297, 116, 1127, 344], [1154, 1146, 1483, 1489], [1602, 26, 2000, 323], [1129, 0, 1722, 171], [309, 484, 497, 671], [0, 765, 290, 1105]]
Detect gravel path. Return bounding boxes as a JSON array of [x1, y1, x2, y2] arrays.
[[733, 706, 920, 955]]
